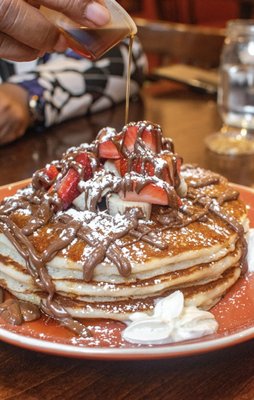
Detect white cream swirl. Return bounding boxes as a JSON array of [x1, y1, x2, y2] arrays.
[[122, 291, 218, 345]]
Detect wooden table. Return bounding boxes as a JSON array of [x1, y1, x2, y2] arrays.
[[0, 82, 253, 400]]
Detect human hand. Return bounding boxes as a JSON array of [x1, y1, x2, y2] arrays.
[[0, 0, 110, 61], [0, 83, 31, 146]]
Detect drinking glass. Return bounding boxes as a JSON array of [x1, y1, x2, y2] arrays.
[[205, 19, 254, 155], [40, 0, 137, 60]]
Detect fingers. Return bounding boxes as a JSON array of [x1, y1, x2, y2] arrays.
[[0, 33, 40, 61], [0, 128, 25, 145], [0, 0, 110, 60], [0, 0, 62, 54], [39, 0, 110, 26], [26, 0, 40, 7], [0, 119, 21, 145], [0, 110, 27, 145], [0, 88, 29, 145]]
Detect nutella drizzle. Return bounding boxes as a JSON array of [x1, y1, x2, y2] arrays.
[[0, 298, 40, 326], [0, 121, 248, 335]]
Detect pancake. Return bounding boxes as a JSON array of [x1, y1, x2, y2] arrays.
[[0, 121, 249, 332]]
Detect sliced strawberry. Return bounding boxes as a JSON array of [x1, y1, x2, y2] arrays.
[[33, 164, 59, 190], [122, 125, 138, 152], [97, 128, 123, 159], [120, 183, 182, 207], [98, 123, 163, 159], [122, 123, 161, 154], [135, 160, 155, 176], [115, 157, 156, 177], [45, 165, 59, 181], [119, 183, 169, 206], [114, 158, 126, 176], [56, 152, 93, 209], [75, 152, 93, 181], [98, 141, 121, 159], [141, 128, 159, 153], [57, 169, 80, 209], [96, 127, 117, 142]]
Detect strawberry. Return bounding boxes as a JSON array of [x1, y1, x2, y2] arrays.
[[122, 123, 161, 154], [97, 128, 122, 159], [97, 123, 163, 160], [120, 182, 182, 207], [75, 152, 93, 181], [122, 125, 138, 152], [119, 183, 169, 206], [141, 128, 159, 153], [96, 127, 117, 142], [56, 152, 93, 209], [45, 165, 59, 181], [33, 164, 59, 189], [135, 160, 155, 176], [98, 141, 121, 159], [114, 158, 126, 176], [115, 157, 155, 177], [57, 169, 80, 209]]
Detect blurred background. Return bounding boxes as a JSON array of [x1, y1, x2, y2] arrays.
[[117, 0, 253, 27]]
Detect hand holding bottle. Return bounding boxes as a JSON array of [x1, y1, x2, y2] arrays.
[[0, 0, 110, 61]]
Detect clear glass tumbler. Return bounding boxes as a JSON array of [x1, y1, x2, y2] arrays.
[[205, 19, 254, 155]]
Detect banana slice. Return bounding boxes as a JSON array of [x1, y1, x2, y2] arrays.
[[103, 161, 120, 177], [73, 192, 86, 210], [107, 193, 152, 220], [176, 177, 188, 197]]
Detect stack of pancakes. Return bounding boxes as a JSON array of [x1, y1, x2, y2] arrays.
[[0, 165, 248, 321]]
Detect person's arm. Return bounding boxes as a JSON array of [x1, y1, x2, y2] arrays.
[[0, 83, 31, 145], [0, 0, 110, 61]]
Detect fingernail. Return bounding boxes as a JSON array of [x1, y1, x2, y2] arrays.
[[85, 2, 111, 26], [53, 34, 68, 52]]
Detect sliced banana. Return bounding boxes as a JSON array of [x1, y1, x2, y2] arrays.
[[107, 193, 151, 220], [103, 161, 121, 177], [176, 177, 188, 197], [73, 192, 86, 210]]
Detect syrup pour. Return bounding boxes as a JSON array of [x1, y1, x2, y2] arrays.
[[125, 34, 134, 125]]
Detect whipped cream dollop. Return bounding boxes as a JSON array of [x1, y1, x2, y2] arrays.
[[247, 228, 254, 272], [122, 291, 218, 345]]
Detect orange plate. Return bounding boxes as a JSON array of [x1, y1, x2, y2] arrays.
[[0, 180, 253, 360]]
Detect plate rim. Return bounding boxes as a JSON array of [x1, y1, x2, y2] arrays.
[[0, 180, 253, 360], [0, 321, 254, 360]]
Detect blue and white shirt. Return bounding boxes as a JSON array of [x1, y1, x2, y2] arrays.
[[0, 39, 147, 128]]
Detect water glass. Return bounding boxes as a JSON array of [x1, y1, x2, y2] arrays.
[[206, 19, 254, 155]]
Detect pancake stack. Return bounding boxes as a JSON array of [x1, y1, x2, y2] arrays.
[[0, 121, 249, 333]]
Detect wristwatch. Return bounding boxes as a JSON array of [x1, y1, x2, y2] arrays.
[[28, 94, 45, 127]]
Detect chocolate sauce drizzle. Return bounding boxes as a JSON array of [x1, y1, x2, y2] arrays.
[[0, 121, 248, 335], [0, 295, 41, 326]]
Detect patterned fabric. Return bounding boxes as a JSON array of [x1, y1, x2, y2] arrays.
[[0, 39, 147, 128]]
